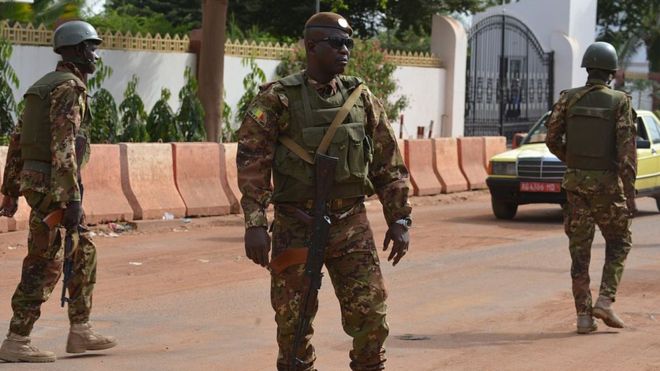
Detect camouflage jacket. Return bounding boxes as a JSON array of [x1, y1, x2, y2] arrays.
[[1, 62, 88, 206], [545, 78, 637, 199], [237, 73, 411, 229]]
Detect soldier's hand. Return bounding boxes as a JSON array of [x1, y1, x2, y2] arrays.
[[62, 201, 82, 230], [0, 195, 18, 217], [626, 196, 637, 217], [383, 223, 409, 266], [244, 226, 271, 268]]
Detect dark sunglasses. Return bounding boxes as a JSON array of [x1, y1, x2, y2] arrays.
[[315, 36, 354, 50]]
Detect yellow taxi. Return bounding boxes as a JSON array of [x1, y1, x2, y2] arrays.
[[486, 110, 660, 219]]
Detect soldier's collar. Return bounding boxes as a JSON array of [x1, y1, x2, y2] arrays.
[[305, 73, 339, 96], [586, 78, 609, 87], [56, 61, 85, 82]]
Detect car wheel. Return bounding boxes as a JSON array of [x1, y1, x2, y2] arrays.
[[492, 198, 518, 220]]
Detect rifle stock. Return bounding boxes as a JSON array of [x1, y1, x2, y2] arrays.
[[290, 152, 337, 370], [42, 208, 64, 230], [61, 231, 74, 307]]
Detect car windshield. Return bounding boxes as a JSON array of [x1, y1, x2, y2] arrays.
[[522, 112, 551, 144]]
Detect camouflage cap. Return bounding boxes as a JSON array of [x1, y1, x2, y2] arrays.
[[304, 12, 353, 36]]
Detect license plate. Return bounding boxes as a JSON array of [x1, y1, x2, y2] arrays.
[[519, 182, 561, 193]]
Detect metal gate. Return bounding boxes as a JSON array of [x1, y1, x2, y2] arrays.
[[465, 15, 554, 140]]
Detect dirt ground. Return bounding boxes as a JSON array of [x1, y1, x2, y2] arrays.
[[0, 190, 659, 370]]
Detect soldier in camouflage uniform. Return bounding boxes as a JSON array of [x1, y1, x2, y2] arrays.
[[545, 41, 637, 334], [0, 21, 117, 363], [237, 12, 411, 371]]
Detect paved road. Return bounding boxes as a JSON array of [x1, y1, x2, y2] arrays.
[[0, 192, 659, 370]]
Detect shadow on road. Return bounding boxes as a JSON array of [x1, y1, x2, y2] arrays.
[[387, 330, 613, 349], [447, 208, 563, 228]]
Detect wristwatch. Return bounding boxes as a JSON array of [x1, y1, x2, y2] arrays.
[[394, 217, 412, 230]]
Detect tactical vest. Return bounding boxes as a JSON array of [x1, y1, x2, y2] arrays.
[[21, 71, 89, 168], [272, 72, 375, 202], [564, 83, 624, 170]]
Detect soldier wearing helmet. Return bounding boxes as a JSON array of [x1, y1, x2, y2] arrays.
[[0, 20, 117, 363], [545, 41, 637, 334]]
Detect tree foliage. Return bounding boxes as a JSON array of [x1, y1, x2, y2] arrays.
[[88, 59, 120, 143], [147, 88, 179, 142], [177, 67, 206, 142], [0, 38, 19, 139], [101, 0, 201, 35], [119, 75, 149, 142], [236, 58, 267, 125], [0, 0, 85, 26], [597, 0, 660, 72], [277, 39, 408, 121]]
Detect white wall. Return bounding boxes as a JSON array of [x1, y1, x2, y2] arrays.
[[473, 0, 597, 100], [10, 45, 196, 112], [9, 46, 446, 138]]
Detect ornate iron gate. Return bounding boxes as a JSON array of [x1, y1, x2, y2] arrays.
[[465, 15, 554, 140]]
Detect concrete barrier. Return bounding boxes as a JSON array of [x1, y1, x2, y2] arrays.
[[404, 139, 443, 196], [457, 137, 488, 190], [172, 142, 231, 217], [483, 136, 507, 170], [120, 143, 186, 220], [222, 142, 241, 214], [220, 143, 241, 214], [82, 144, 134, 224], [432, 138, 468, 193]]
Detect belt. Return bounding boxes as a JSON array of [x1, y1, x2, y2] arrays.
[[302, 196, 364, 211], [23, 160, 52, 176]]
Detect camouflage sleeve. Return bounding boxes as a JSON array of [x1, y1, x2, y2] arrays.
[[236, 83, 286, 229], [49, 80, 85, 204], [616, 95, 637, 200], [1, 120, 24, 197], [545, 92, 569, 162], [363, 87, 412, 226]]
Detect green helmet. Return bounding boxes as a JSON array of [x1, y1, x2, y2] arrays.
[[581, 41, 618, 71], [53, 21, 102, 53]]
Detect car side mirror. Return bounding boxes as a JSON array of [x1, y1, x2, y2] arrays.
[[512, 133, 527, 149], [637, 138, 651, 149]]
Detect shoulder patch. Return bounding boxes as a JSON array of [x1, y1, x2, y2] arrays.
[[248, 105, 268, 127]]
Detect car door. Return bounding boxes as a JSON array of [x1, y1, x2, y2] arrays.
[[634, 115, 658, 192], [642, 113, 660, 189]]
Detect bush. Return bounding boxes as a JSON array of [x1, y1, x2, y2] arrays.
[[119, 75, 149, 142], [88, 59, 119, 143], [147, 88, 179, 142], [177, 67, 206, 142], [236, 57, 266, 124], [277, 39, 408, 121]]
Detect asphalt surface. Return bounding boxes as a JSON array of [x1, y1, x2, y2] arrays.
[[0, 191, 659, 370]]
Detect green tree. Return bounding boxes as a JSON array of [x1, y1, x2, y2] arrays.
[[0, 37, 19, 140], [88, 59, 120, 143], [147, 88, 179, 142], [0, 0, 85, 26], [177, 67, 206, 141], [86, 7, 177, 36], [597, 0, 660, 72], [104, 0, 202, 35], [236, 58, 267, 126], [277, 39, 408, 121], [119, 75, 149, 142]]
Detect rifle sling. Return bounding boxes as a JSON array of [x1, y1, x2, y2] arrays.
[[277, 83, 365, 163]]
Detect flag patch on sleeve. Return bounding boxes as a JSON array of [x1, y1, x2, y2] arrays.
[[248, 106, 268, 127]]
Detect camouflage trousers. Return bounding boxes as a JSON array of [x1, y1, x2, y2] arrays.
[[562, 170, 632, 315], [9, 191, 97, 336], [271, 202, 389, 371]]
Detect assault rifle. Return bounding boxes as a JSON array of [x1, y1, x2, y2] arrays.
[[41, 208, 76, 307], [290, 152, 338, 370]]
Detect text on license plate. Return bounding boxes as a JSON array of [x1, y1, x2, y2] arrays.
[[519, 182, 561, 193]]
